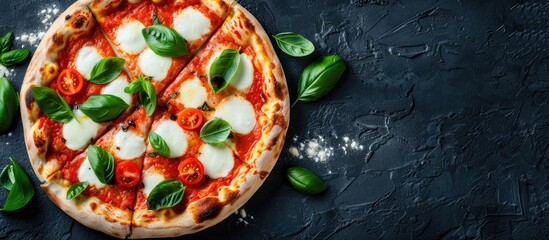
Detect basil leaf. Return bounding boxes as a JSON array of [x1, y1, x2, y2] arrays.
[[199, 102, 214, 111], [124, 79, 144, 94], [0, 77, 19, 133], [147, 179, 185, 210], [0, 49, 29, 67], [31, 86, 76, 123], [148, 131, 170, 157], [0, 164, 14, 191], [87, 145, 115, 185], [88, 57, 125, 84], [66, 181, 88, 200], [273, 32, 315, 57], [152, 11, 162, 25], [80, 94, 129, 122], [141, 80, 156, 116], [208, 49, 240, 94], [286, 167, 327, 195], [200, 118, 231, 144], [0, 32, 12, 55], [142, 25, 189, 57], [294, 55, 346, 106], [1, 158, 35, 211]]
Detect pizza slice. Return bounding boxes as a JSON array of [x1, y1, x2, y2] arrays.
[[80, 0, 235, 93], [41, 107, 151, 238], [131, 5, 289, 237], [21, 3, 136, 181]]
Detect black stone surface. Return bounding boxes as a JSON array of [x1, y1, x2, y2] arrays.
[[1, 0, 549, 239]]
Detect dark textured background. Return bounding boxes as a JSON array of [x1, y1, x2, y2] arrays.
[[1, 0, 549, 239]]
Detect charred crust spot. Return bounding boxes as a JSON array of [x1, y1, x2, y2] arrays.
[[33, 133, 47, 148], [193, 197, 223, 223], [223, 191, 239, 204], [243, 19, 255, 32], [269, 135, 280, 149], [70, 14, 87, 29], [25, 89, 34, 109], [259, 171, 269, 180], [89, 202, 97, 211], [65, 14, 71, 20], [274, 81, 283, 99], [52, 32, 64, 46]]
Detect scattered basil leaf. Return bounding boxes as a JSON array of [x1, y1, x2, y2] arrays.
[[31, 86, 76, 123], [88, 57, 125, 84], [141, 79, 156, 116], [152, 11, 162, 25], [0, 49, 29, 67], [1, 158, 35, 211], [286, 167, 327, 195], [294, 55, 346, 106], [0, 77, 19, 133], [148, 131, 170, 158], [208, 49, 240, 94], [66, 181, 88, 200], [142, 24, 188, 57], [0, 164, 15, 191], [169, 92, 179, 99], [0, 32, 12, 55], [272, 32, 315, 57], [147, 179, 185, 210], [199, 102, 214, 111], [87, 145, 114, 185], [80, 94, 129, 122], [124, 79, 144, 94], [200, 118, 232, 144]]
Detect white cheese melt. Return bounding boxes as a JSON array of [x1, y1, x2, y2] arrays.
[[215, 96, 256, 134], [101, 77, 132, 105], [115, 20, 147, 54], [153, 120, 188, 158], [142, 172, 165, 196], [113, 130, 146, 160], [76, 46, 102, 79], [62, 110, 100, 150], [231, 53, 254, 90], [198, 144, 234, 179], [138, 48, 172, 81], [176, 77, 208, 108], [173, 7, 212, 42], [78, 157, 105, 188]]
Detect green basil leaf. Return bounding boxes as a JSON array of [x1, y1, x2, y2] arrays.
[[152, 11, 162, 25], [199, 118, 232, 144], [142, 25, 188, 57], [295, 55, 346, 106], [87, 145, 114, 185], [141, 79, 156, 116], [88, 57, 125, 84], [199, 102, 214, 111], [0, 32, 13, 55], [124, 79, 144, 94], [0, 164, 15, 191], [0, 49, 29, 67], [147, 179, 185, 210], [0, 77, 19, 133], [80, 94, 129, 122], [208, 49, 240, 94], [31, 86, 76, 123], [272, 32, 315, 57], [1, 158, 35, 211], [148, 131, 170, 157], [66, 181, 88, 200], [286, 167, 327, 195]]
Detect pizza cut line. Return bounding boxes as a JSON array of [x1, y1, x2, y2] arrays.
[[20, 0, 289, 238]]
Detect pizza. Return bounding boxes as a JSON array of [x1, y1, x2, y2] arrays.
[[20, 0, 289, 238]]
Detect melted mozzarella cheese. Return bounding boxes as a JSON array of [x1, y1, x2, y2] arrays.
[[78, 157, 106, 188], [231, 53, 254, 90], [76, 46, 102, 79], [113, 130, 146, 160], [115, 20, 147, 54], [102, 77, 132, 105], [143, 172, 165, 196], [176, 78, 208, 108], [198, 144, 234, 179], [173, 7, 211, 42], [63, 110, 100, 150], [138, 48, 172, 81], [215, 96, 256, 134], [154, 120, 188, 158]]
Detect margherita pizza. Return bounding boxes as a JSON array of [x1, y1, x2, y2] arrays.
[[20, 0, 288, 238]]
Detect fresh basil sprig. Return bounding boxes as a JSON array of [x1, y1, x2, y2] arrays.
[[208, 49, 240, 94], [0, 32, 13, 55], [1, 158, 35, 211], [31, 86, 76, 123], [66, 181, 88, 200], [148, 131, 170, 157], [87, 145, 115, 185], [124, 75, 156, 116], [294, 55, 346, 106], [0, 77, 19, 133], [286, 167, 327, 195], [200, 118, 232, 144], [80, 94, 129, 122], [147, 179, 185, 210], [273, 32, 315, 57], [142, 13, 188, 57], [88, 57, 125, 84], [0, 32, 29, 66]]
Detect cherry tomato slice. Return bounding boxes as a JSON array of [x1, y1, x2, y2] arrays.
[[115, 161, 140, 188], [177, 108, 204, 130], [56, 68, 84, 96], [178, 158, 205, 186]]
